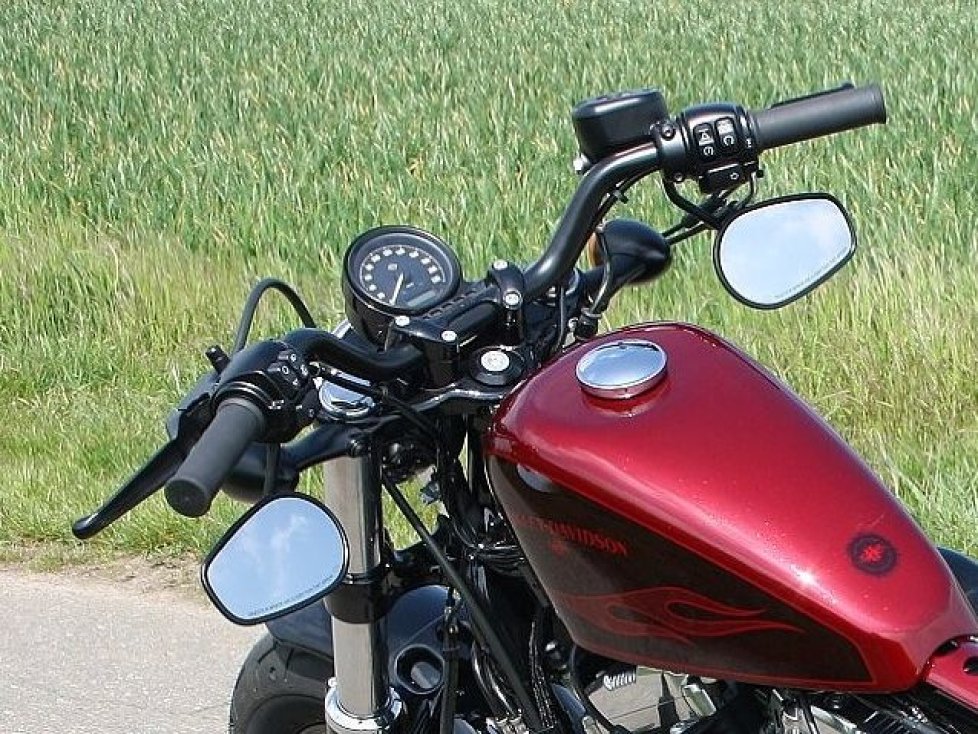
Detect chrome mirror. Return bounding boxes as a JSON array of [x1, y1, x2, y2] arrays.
[[714, 194, 856, 309], [202, 494, 348, 625]]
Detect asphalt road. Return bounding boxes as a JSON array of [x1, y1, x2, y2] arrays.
[[0, 568, 262, 734]]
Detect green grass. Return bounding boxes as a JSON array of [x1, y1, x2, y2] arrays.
[[1, 0, 976, 561]]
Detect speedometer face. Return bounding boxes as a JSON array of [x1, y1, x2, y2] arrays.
[[342, 226, 462, 342], [359, 242, 449, 309]]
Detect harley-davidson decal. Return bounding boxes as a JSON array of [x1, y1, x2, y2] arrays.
[[508, 513, 629, 557], [556, 586, 803, 645], [487, 457, 875, 685]]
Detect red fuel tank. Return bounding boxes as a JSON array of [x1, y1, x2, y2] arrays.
[[485, 323, 976, 691]]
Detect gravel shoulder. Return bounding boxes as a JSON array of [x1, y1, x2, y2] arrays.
[[0, 557, 262, 734], [0, 542, 202, 593]]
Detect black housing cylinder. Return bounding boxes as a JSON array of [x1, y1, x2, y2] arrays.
[[572, 89, 669, 163]]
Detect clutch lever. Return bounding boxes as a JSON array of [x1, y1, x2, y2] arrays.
[[72, 387, 214, 539]]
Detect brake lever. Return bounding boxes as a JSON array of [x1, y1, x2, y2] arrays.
[[71, 392, 213, 539], [71, 439, 183, 539]]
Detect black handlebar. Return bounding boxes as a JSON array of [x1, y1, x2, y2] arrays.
[[525, 82, 885, 302], [750, 83, 886, 151], [281, 85, 888, 373], [164, 399, 267, 517], [149, 82, 889, 523], [283, 328, 423, 381], [524, 143, 661, 301], [74, 82, 889, 534]]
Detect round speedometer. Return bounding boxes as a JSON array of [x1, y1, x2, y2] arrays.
[[342, 226, 462, 342]]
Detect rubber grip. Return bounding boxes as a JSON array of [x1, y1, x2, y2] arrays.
[[750, 84, 886, 151], [164, 399, 266, 517]]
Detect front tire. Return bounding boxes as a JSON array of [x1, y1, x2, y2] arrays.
[[229, 633, 333, 734]]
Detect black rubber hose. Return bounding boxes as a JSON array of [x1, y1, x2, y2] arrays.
[[750, 83, 886, 151], [164, 399, 267, 517]]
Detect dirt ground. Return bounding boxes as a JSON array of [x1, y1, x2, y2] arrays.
[[0, 542, 202, 597]]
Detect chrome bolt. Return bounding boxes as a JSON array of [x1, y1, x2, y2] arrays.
[[573, 153, 591, 175], [492, 259, 509, 271], [441, 330, 457, 342], [503, 292, 522, 307], [393, 315, 410, 327]]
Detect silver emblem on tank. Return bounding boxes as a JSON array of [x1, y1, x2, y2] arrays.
[[575, 339, 667, 399]]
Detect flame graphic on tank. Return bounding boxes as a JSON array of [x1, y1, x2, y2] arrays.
[[558, 586, 803, 645]]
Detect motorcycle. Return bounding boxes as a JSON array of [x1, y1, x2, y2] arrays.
[[73, 82, 978, 734]]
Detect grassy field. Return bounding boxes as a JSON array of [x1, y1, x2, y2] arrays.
[[1, 0, 976, 564]]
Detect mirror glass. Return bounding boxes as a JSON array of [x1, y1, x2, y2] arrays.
[[715, 195, 855, 309], [203, 494, 348, 624]]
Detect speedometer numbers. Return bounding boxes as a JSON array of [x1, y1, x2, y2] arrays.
[[359, 244, 448, 310], [342, 226, 462, 343]]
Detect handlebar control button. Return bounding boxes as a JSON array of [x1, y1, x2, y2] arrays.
[[716, 117, 739, 153], [692, 123, 718, 161], [701, 163, 746, 194], [268, 354, 312, 397], [267, 363, 300, 395]]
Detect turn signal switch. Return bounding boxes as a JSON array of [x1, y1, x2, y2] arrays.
[[209, 339, 317, 441], [653, 103, 761, 194]]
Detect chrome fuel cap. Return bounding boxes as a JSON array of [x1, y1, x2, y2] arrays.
[[575, 339, 667, 399]]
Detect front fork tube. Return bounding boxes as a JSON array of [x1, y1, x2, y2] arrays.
[[324, 453, 404, 734]]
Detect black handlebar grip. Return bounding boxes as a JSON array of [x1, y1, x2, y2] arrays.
[[164, 398, 267, 517], [750, 83, 886, 151]]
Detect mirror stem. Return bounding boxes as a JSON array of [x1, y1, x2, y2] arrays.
[[262, 443, 281, 497]]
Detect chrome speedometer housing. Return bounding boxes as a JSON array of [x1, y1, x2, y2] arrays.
[[342, 226, 462, 343]]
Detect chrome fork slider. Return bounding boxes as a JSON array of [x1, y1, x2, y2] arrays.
[[324, 452, 404, 734]]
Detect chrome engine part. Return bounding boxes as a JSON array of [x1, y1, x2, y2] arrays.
[[485, 715, 530, 734], [583, 665, 725, 732], [779, 693, 950, 734], [575, 662, 955, 734]]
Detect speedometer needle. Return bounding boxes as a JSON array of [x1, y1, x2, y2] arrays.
[[391, 273, 405, 304]]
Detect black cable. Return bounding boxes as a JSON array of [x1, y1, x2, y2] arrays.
[[435, 455, 522, 570], [666, 222, 710, 246], [593, 175, 643, 228], [471, 643, 516, 718], [316, 369, 442, 442], [261, 443, 281, 496], [588, 227, 615, 311], [381, 471, 544, 731], [661, 189, 734, 242], [319, 368, 523, 568], [439, 589, 461, 734], [232, 278, 317, 353], [546, 175, 641, 347], [549, 273, 570, 359]]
